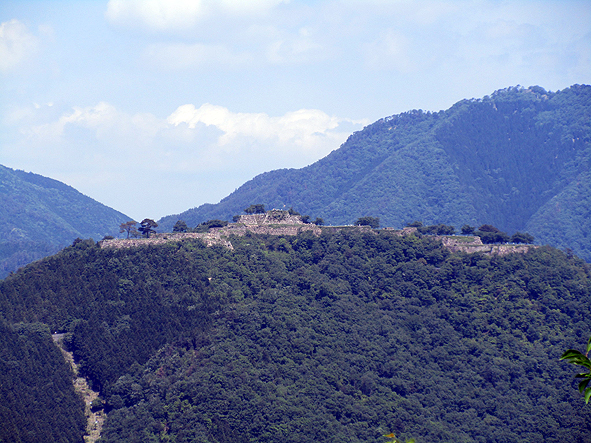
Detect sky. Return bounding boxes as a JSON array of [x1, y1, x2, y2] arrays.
[[1, 0, 590, 222]]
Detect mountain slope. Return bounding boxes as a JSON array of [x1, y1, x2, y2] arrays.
[[0, 165, 131, 278], [159, 85, 591, 261], [1, 232, 590, 442]]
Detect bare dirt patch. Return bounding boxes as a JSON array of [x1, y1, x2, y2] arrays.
[[53, 334, 105, 443]]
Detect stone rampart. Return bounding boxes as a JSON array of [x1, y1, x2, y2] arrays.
[[100, 215, 535, 257], [100, 212, 321, 250], [439, 236, 536, 255]]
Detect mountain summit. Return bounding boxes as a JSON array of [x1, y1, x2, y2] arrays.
[[160, 85, 591, 261], [0, 165, 131, 278]]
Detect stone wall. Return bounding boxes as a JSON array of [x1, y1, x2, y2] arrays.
[[100, 216, 535, 257], [439, 236, 536, 255], [236, 211, 304, 226], [100, 212, 321, 250]]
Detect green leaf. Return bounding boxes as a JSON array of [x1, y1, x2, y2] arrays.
[[585, 388, 591, 404], [578, 377, 591, 393], [561, 349, 585, 360]]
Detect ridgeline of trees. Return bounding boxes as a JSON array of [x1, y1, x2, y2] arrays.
[[1, 230, 589, 442], [157, 85, 591, 262]]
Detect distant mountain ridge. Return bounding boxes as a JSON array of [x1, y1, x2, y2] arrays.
[[159, 84, 591, 261], [0, 165, 131, 278]]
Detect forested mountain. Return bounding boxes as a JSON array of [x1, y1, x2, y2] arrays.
[[159, 85, 591, 261], [0, 321, 86, 443], [0, 165, 131, 278], [1, 231, 590, 442]]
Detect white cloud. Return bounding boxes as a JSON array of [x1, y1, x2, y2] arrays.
[[0, 19, 39, 73], [167, 103, 366, 154], [106, 0, 287, 31], [24, 102, 166, 158], [144, 42, 252, 69], [5, 100, 366, 219]]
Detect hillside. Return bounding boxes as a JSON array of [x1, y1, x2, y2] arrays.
[[159, 85, 591, 261], [1, 230, 590, 442], [0, 165, 132, 278]]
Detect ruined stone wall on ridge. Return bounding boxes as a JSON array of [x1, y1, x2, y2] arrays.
[[236, 211, 304, 226], [439, 236, 536, 255], [100, 213, 535, 257]]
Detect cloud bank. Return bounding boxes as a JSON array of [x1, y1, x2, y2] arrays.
[[106, 0, 287, 31], [0, 19, 39, 73], [6, 101, 367, 219]]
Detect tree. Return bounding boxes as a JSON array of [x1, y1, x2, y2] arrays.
[[244, 204, 266, 214], [195, 220, 229, 232], [355, 216, 380, 229], [561, 337, 591, 403], [461, 224, 475, 235], [475, 224, 510, 244], [313, 217, 324, 226], [511, 232, 534, 244], [173, 220, 188, 233], [418, 224, 455, 235], [138, 219, 158, 238], [120, 221, 138, 239]]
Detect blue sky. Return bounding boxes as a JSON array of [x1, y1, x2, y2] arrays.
[[1, 0, 590, 221]]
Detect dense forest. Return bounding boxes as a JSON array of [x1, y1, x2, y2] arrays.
[[0, 321, 86, 443], [1, 230, 590, 442], [159, 84, 591, 262], [0, 164, 131, 279]]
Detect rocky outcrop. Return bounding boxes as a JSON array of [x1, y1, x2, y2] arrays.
[[439, 236, 536, 255]]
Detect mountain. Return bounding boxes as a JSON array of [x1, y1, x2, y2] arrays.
[[1, 230, 590, 442], [159, 85, 591, 261], [0, 165, 132, 278]]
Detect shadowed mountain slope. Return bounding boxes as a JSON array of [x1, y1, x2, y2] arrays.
[[0, 165, 131, 278]]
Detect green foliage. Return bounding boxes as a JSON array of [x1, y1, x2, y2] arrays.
[[417, 223, 455, 235], [461, 224, 475, 235], [2, 232, 591, 442], [475, 225, 510, 244], [245, 204, 266, 214], [193, 219, 229, 232], [511, 232, 535, 244], [0, 164, 131, 278], [355, 216, 380, 228], [172, 220, 188, 232], [138, 218, 158, 238], [120, 220, 139, 238], [0, 321, 86, 443], [561, 337, 591, 403], [384, 432, 416, 443], [158, 85, 591, 262]]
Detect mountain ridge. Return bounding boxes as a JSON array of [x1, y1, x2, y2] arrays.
[[159, 84, 591, 261], [0, 164, 132, 278]]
